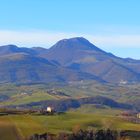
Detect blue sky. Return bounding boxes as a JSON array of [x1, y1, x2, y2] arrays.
[[0, 0, 140, 59]]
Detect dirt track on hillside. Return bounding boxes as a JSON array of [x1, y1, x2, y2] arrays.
[[0, 118, 22, 140]]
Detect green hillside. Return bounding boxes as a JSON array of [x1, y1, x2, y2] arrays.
[[1, 92, 57, 106], [70, 104, 123, 115]]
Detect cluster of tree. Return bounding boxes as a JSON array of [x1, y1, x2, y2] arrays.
[[29, 129, 137, 140]]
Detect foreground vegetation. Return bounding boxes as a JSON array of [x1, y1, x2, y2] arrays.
[[29, 129, 140, 140], [0, 111, 140, 140]]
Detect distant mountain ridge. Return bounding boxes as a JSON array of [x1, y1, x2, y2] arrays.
[[0, 37, 140, 84]]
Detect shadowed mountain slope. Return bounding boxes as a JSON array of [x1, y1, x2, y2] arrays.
[[0, 37, 140, 84], [0, 53, 103, 84], [44, 37, 140, 83]]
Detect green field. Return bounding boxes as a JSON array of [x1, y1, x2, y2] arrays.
[[0, 83, 140, 140], [70, 104, 123, 115], [1, 111, 140, 140], [1, 92, 57, 106], [1, 82, 140, 107]]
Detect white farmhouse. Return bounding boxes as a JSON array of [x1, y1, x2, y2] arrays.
[[137, 113, 140, 119], [47, 107, 52, 113]]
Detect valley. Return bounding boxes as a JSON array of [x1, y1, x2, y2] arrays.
[[1, 0, 140, 139], [0, 38, 140, 140]]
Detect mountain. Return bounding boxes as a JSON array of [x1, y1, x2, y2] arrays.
[[0, 37, 140, 84], [44, 37, 107, 65], [44, 37, 140, 84], [0, 45, 48, 56], [0, 52, 103, 84], [0, 45, 35, 55]]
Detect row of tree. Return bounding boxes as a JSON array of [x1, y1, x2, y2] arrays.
[[28, 129, 140, 140]]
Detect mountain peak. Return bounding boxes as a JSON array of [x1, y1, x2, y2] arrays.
[[0, 44, 18, 49], [69, 37, 91, 42], [50, 37, 103, 52], [46, 37, 106, 65], [61, 37, 89, 42], [0, 44, 20, 55]]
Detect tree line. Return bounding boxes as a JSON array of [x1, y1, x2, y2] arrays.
[[27, 129, 140, 140]]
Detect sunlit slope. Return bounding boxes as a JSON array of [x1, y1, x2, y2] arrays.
[[1, 112, 140, 139]]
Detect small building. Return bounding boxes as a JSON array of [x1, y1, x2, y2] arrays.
[[137, 113, 140, 119], [40, 106, 55, 115], [47, 107, 52, 113]]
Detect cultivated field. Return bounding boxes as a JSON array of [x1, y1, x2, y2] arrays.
[[1, 111, 140, 140]]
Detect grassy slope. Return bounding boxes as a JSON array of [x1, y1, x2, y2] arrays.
[[1, 112, 140, 139], [1, 82, 140, 106], [69, 104, 123, 115], [0, 92, 57, 106], [59, 82, 140, 103]]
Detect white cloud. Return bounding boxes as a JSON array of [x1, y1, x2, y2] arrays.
[[87, 35, 140, 48], [0, 30, 74, 47], [0, 30, 140, 48]]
